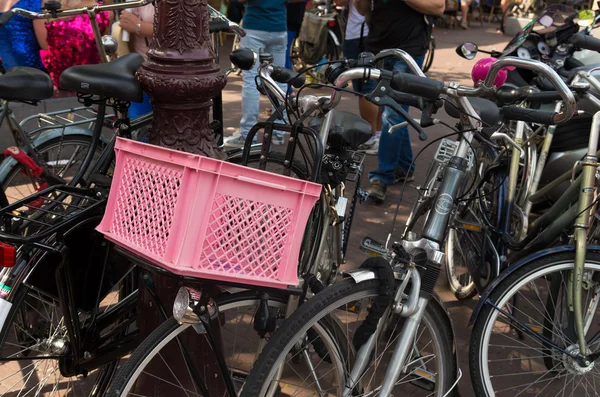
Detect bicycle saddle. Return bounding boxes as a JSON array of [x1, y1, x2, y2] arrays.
[[60, 53, 144, 103], [444, 97, 501, 137], [310, 110, 372, 150], [0, 67, 53, 102]]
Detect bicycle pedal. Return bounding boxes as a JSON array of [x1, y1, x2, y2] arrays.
[[357, 188, 369, 204], [343, 301, 362, 313], [359, 236, 387, 257], [454, 218, 484, 232], [410, 369, 435, 392]]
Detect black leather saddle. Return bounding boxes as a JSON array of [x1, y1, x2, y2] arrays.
[[60, 53, 144, 103], [444, 97, 502, 137], [310, 110, 372, 150], [0, 67, 54, 102]]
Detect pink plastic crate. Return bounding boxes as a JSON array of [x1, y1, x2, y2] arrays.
[[97, 138, 321, 289]]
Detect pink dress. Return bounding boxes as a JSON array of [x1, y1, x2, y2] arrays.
[[41, 12, 110, 88]]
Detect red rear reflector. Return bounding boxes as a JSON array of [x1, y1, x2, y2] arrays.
[[0, 242, 15, 268], [328, 20, 336, 28]]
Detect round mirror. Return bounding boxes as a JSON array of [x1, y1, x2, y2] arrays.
[[101, 35, 118, 57], [456, 42, 478, 60]]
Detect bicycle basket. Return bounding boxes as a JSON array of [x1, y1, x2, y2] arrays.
[[97, 138, 321, 289]]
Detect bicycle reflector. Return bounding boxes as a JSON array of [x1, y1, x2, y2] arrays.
[[327, 20, 336, 28], [0, 242, 15, 268]]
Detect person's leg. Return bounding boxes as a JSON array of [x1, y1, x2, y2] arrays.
[[285, 31, 296, 70], [344, 38, 381, 142], [367, 55, 424, 200], [267, 30, 289, 143], [393, 55, 424, 174], [460, 0, 471, 28], [359, 97, 380, 137], [237, 29, 269, 140]]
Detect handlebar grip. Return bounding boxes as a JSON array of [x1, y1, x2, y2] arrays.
[[391, 72, 444, 100], [526, 91, 563, 104], [271, 65, 305, 89], [570, 33, 600, 53], [209, 20, 230, 34], [501, 106, 557, 125], [388, 90, 425, 110], [0, 10, 14, 27]]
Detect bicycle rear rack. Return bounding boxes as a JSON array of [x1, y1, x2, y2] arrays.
[[0, 185, 106, 246]]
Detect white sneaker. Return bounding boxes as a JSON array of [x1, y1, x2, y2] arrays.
[[365, 138, 379, 155], [223, 130, 256, 148], [271, 133, 286, 145], [357, 135, 379, 153]]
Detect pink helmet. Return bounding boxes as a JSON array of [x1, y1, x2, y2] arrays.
[[471, 57, 514, 88]]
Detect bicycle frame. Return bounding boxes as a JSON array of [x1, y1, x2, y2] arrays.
[[343, 54, 575, 395]]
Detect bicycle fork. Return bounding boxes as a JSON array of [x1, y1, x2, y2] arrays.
[[342, 264, 438, 396], [571, 111, 600, 356]]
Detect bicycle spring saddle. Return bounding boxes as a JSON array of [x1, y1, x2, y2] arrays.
[[60, 53, 144, 103], [0, 67, 53, 102]]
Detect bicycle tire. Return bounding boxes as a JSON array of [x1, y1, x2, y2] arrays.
[[0, 255, 135, 396], [469, 251, 600, 396], [422, 37, 435, 73], [238, 151, 349, 285], [240, 278, 457, 396], [107, 291, 350, 396], [0, 132, 102, 204]]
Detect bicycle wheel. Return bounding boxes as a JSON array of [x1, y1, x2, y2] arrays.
[[0, 133, 102, 204], [0, 257, 136, 396], [107, 291, 349, 396], [446, 144, 504, 298], [241, 278, 457, 396], [470, 251, 600, 396], [422, 37, 435, 73], [238, 151, 349, 286]]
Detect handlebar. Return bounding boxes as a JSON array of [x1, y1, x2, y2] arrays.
[[0, 10, 14, 27], [0, 0, 150, 26], [570, 32, 600, 54], [256, 48, 576, 129], [0, 1, 246, 38], [483, 57, 576, 124]]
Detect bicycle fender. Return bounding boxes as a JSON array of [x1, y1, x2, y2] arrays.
[[468, 244, 600, 326], [343, 269, 377, 283], [0, 127, 95, 181], [327, 30, 341, 48]]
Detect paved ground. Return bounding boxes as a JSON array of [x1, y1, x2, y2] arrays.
[[0, 22, 511, 396]]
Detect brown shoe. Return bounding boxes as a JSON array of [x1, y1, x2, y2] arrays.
[[366, 180, 387, 203]]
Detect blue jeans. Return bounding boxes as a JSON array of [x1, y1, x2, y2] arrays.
[[343, 38, 375, 94], [368, 55, 425, 185], [240, 29, 287, 137], [285, 31, 296, 70]]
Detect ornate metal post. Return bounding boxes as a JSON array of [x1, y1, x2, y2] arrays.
[[137, 0, 226, 158], [132, 0, 228, 394]]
